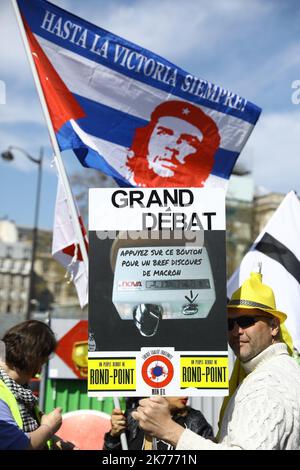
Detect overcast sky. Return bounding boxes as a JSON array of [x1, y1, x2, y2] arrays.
[[0, 0, 300, 229]]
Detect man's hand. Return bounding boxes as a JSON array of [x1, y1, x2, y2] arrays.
[[110, 408, 127, 437], [41, 407, 63, 435], [132, 397, 184, 447]]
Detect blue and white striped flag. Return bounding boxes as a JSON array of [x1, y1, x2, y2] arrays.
[[17, 0, 261, 188]]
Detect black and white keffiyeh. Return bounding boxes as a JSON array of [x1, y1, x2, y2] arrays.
[[0, 366, 39, 432]]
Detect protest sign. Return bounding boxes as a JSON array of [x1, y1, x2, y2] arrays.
[[88, 188, 228, 396]]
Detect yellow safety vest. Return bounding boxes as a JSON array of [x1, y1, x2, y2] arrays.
[[0, 379, 23, 428], [0, 379, 51, 449]]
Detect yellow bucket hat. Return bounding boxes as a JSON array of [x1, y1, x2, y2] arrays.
[[227, 271, 287, 324]]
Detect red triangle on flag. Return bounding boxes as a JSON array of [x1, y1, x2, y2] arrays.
[[23, 17, 85, 132]]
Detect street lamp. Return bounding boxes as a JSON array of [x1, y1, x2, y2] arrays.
[[1, 145, 43, 320]]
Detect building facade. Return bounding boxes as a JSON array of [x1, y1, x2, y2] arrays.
[[0, 220, 82, 321], [0, 240, 31, 315]]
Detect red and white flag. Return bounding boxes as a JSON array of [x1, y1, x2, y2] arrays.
[[52, 179, 88, 308]]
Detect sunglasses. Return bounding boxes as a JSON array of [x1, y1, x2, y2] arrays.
[[227, 315, 271, 331]]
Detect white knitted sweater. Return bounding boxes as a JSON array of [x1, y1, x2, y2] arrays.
[[177, 343, 300, 450]]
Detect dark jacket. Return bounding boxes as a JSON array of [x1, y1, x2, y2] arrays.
[[103, 406, 214, 450]]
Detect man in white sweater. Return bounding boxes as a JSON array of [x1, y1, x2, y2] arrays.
[[132, 271, 300, 450]]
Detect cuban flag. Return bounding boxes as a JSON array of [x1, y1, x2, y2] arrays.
[[17, 0, 261, 188], [228, 191, 300, 352]]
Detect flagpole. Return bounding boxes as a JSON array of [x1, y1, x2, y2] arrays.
[[11, 0, 89, 274]]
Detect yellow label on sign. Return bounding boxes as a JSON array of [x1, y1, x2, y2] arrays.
[[88, 358, 136, 391], [180, 356, 228, 389]]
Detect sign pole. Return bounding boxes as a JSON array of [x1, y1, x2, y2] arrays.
[[113, 397, 128, 450]]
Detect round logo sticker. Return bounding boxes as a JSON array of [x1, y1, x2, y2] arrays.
[[141, 355, 174, 388]]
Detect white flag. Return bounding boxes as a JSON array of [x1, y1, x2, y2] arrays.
[[228, 191, 300, 351], [52, 179, 88, 308]]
